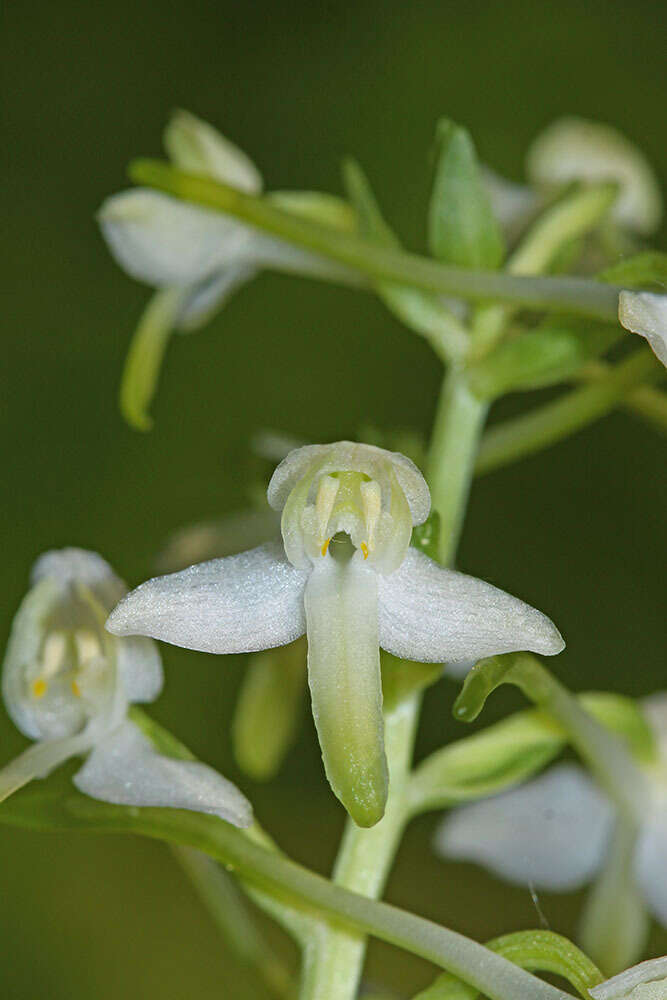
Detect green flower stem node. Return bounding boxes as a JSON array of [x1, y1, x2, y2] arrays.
[[428, 119, 505, 269], [412, 930, 604, 999], [129, 159, 622, 321], [232, 638, 306, 781]]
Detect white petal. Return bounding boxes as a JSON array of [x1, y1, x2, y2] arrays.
[[177, 264, 257, 330], [304, 553, 387, 827], [74, 722, 252, 827], [106, 541, 308, 654], [378, 547, 564, 663], [2, 577, 62, 739], [31, 548, 126, 613], [619, 291, 667, 368], [635, 811, 667, 928], [527, 117, 662, 235], [98, 189, 253, 287], [268, 441, 430, 526], [116, 637, 163, 704], [0, 730, 94, 801], [589, 957, 667, 999], [435, 764, 613, 890], [164, 110, 262, 192]]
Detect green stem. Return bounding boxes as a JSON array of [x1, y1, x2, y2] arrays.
[[301, 692, 421, 999], [475, 349, 660, 475], [172, 845, 293, 998], [67, 797, 576, 1000], [427, 368, 489, 565], [129, 160, 622, 321]]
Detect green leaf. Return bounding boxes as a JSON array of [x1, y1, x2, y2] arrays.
[[232, 638, 306, 780], [343, 158, 469, 361], [428, 119, 504, 269], [412, 930, 603, 999], [599, 251, 667, 289]]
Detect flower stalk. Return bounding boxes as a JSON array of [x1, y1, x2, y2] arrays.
[[128, 160, 623, 321]]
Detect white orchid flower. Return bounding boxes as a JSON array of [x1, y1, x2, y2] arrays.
[[619, 291, 667, 369], [106, 441, 564, 828], [435, 693, 667, 966], [0, 548, 251, 827], [527, 117, 663, 235], [98, 110, 357, 428], [589, 956, 667, 1000]]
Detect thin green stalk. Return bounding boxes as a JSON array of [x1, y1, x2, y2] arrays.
[[427, 368, 489, 565], [301, 692, 421, 999], [579, 362, 667, 434], [172, 845, 293, 998], [67, 797, 576, 1000], [129, 160, 622, 321], [475, 349, 660, 475]]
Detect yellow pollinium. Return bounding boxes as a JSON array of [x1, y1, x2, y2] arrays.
[[321, 538, 331, 557], [71, 680, 82, 698], [360, 542, 369, 560], [31, 679, 48, 699]]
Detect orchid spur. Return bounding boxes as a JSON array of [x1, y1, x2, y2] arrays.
[[99, 110, 356, 429], [107, 441, 564, 828], [0, 548, 251, 827]]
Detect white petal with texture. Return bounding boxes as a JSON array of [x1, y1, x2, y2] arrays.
[[304, 553, 387, 827], [589, 957, 667, 999], [268, 441, 430, 525], [74, 722, 252, 827], [116, 637, 163, 704], [106, 541, 308, 654], [619, 292, 667, 368], [435, 764, 613, 890], [378, 548, 564, 663], [98, 189, 253, 286]]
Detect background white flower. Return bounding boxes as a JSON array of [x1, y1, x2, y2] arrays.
[[434, 693, 667, 971], [0, 548, 251, 827]]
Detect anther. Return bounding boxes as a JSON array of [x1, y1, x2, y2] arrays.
[[360, 542, 369, 560], [321, 538, 331, 557], [31, 679, 48, 699]]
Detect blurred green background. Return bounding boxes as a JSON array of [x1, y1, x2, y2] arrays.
[[3, 0, 666, 996]]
